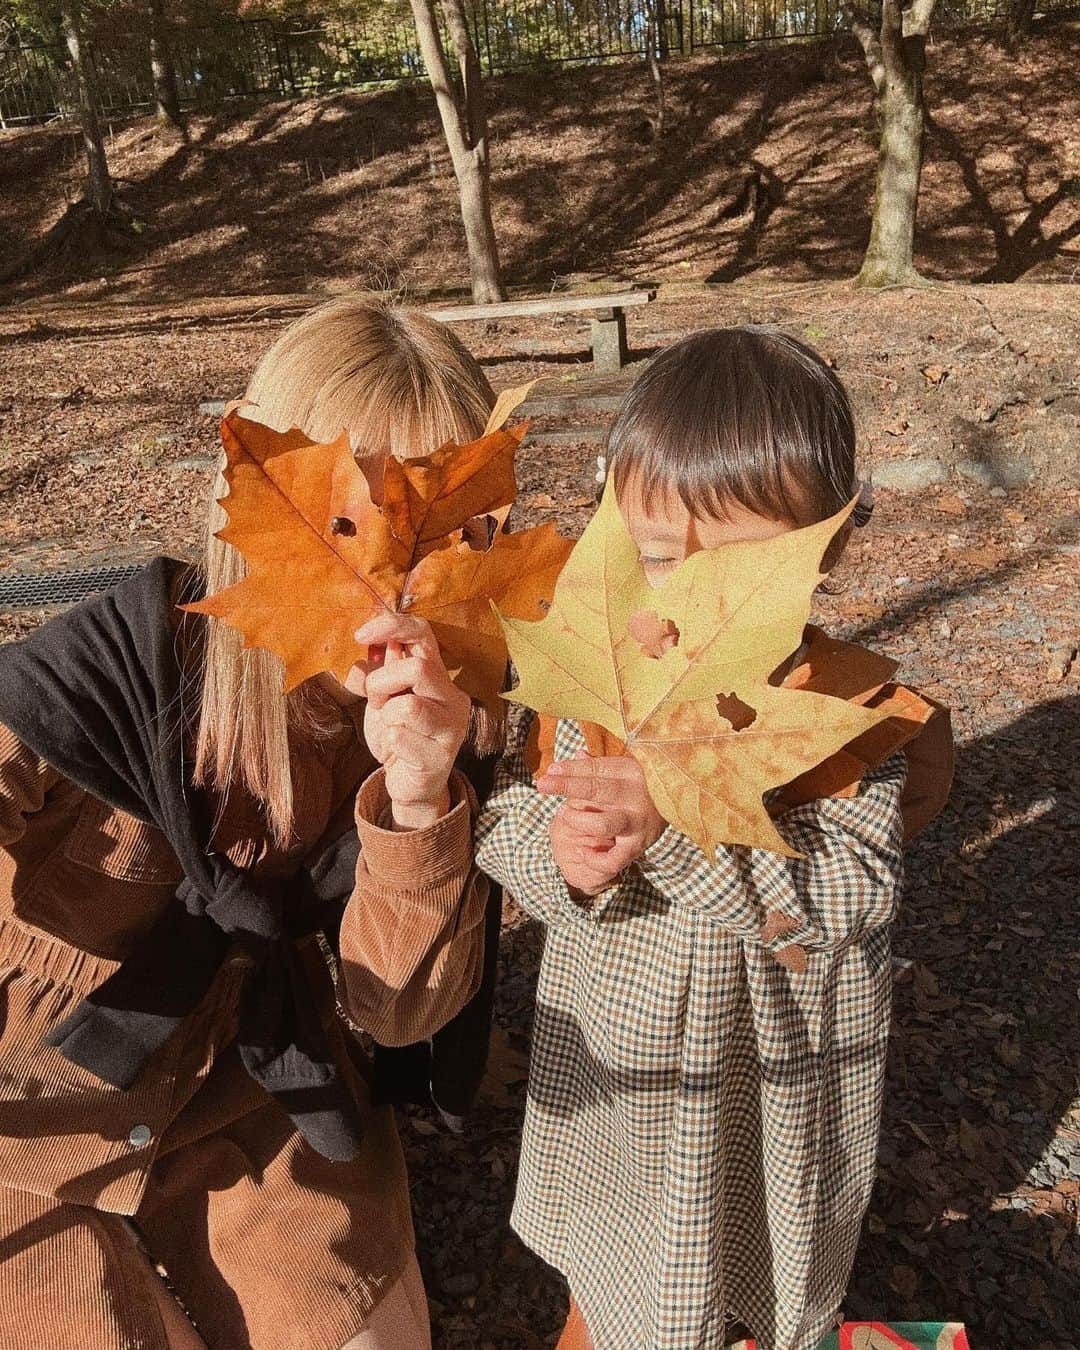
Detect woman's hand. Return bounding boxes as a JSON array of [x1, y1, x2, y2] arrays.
[[536, 754, 666, 897], [346, 614, 471, 831]]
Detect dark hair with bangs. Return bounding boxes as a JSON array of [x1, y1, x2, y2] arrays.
[[609, 326, 864, 526]]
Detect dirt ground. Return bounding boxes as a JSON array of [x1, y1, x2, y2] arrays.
[[0, 25, 1078, 303], [1, 23, 1079, 1347], [0, 279, 1076, 1348]]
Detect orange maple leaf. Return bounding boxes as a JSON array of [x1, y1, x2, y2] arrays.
[[186, 405, 572, 708]]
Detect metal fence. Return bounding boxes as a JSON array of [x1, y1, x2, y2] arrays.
[[0, 0, 1065, 127]]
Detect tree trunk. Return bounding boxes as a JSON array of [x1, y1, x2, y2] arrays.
[[61, 0, 111, 214], [847, 0, 935, 287], [1005, 0, 1037, 47], [409, 0, 506, 303], [148, 0, 186, 137], [644, 0, 667, 139]]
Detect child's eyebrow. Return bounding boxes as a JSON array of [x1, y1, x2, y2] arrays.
[[636, 531, 685, 548]]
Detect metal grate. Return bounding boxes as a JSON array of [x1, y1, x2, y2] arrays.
[[0, 565, 145, 610]]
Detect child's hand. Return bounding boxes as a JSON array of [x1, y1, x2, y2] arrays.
[[347, 614, 471, 831], [538, 754, 666, 897]]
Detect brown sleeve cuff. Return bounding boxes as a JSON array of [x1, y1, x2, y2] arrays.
[[354, 767, 475, 888]]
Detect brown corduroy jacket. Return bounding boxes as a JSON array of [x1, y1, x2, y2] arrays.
[[0, 711, 487, 1216]]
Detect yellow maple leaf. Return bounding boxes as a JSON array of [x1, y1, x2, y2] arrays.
[[497, 479, 899, 855]]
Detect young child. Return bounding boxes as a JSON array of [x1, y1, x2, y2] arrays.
[[476, 327, 946, 1350], [0, 298, 500, 1349]]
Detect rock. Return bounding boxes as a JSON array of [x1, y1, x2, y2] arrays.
[[956, 455, 1035, 490], [1045, 392, 1080, 419], [198, 399, 228, 417], [874, 458, 948, 491]]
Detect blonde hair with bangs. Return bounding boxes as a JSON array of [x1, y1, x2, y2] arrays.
[[194, 296, 497, 848]]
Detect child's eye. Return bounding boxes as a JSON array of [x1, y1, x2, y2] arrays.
[[639, 556, 677, 571]]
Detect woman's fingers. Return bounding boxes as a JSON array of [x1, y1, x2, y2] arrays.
[[378, 693, 460, 746], [364, 655, 454, 709], [381, 723, 452, 774], [356, 613, 439, 660]]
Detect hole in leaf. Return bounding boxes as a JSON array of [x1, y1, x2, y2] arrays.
[[628, 609, 680, 659], [461, 514, 498, 552], [716, 692, 757, 731], [331, 515, 357, 537]]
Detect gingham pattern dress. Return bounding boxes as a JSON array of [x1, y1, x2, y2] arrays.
[[475, 713, 907, 1350]]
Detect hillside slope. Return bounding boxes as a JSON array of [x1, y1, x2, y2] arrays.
[[1, 27, 1077, 303]]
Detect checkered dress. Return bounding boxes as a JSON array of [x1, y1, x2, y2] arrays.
[[475, 713, 907, 1350]]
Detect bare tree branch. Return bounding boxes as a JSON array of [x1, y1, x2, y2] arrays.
[[409, 0, 469, 164], [904, 0, 937, 38], [439, 0, 487, 158], [842, 1, 885, 98]]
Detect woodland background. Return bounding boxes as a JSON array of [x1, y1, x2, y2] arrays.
[[0, 0, 1077, 1347]]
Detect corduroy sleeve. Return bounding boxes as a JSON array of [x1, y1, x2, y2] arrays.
[[637, 753, 908, 956], [336, 766, 488, 1046], [0, 722, 60, 850]]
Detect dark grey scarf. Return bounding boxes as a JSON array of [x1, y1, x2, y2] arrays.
[[0, 558, 497, 1158]]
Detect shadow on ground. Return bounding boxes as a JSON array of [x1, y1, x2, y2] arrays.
[[2, 25, 1078, 305], [411, 694, 1078, 1349]]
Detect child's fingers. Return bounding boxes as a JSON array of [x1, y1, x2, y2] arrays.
[[537, 757, 637, 803], [558, 803, 634, 838], [557, 830, 617, 858]]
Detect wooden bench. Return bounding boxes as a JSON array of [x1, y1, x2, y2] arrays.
[[423, 289, 656, 374]]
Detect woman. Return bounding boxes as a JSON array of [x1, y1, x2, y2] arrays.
[[0, 298, 501, 1349]]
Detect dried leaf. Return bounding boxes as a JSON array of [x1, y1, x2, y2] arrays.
[[628, 609, 680, 658], [187, 402, 571, 708], [995, 1034, 1021, 1068], [761, 909, 800, 944], [483, 380, 537, 436], [482, 1027, 531, 1108], [498, 481, 899, 855], [891, 1265, 919, 1300], [773, 943, 809, 973], [921, 365, 948, 386], [957, 1117, 983, 1161]]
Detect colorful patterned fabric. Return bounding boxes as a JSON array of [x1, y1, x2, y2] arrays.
[[475, 712, 908, 1350], [730, 1325, 970, 1349]]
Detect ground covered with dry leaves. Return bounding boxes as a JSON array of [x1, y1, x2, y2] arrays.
[[0, 281, 1077, 1348], [1, 25, 1078, 303]]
